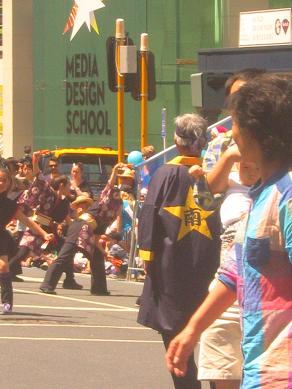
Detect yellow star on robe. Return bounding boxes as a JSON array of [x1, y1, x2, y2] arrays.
[[163, 187, 214, 241]]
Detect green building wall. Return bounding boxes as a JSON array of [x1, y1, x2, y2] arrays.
[[33, 0, 222, 153], [33, 0, 292, 153]]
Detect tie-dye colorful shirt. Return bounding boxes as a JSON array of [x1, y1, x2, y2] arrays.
[[218, 169, 292, 389]]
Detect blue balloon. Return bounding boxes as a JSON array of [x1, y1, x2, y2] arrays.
[[127, 150, 143, 166]]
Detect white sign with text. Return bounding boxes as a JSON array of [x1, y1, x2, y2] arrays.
[[239, 8, 292, 47]]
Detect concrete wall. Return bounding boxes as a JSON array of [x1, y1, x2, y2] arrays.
[[223, 0, 269, 47], [3, 0, 33, 158]]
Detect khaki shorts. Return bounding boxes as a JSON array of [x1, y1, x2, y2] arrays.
[[198, 307, 243, 381]]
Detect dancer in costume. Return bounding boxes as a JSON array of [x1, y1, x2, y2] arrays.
[[0, 167, 53, 314]]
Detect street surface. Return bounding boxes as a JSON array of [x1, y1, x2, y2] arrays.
[[0, 268, 172, 389], [0, 268, 210, 389]]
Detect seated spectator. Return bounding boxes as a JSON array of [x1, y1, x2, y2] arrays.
[[73, 252, 91, 274], [105, 231, 129, 278]]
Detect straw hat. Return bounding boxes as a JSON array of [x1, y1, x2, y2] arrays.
[[117, 168, 135, 179], [71, 195, 94, 209]]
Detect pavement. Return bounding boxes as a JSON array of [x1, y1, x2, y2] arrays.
[[0, 267, 174, 389], [1, 268, 211, 389]]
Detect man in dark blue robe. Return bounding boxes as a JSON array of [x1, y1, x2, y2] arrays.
[[137, 113, 221, 389]]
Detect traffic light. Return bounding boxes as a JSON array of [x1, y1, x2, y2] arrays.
[[106, 36, 136, 93], [131, 51, 156, 101], [191, 72, 232, 109], [106, 36, 156, 100]]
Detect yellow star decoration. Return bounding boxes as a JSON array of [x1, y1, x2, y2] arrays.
[[163, 187, 214, 241]]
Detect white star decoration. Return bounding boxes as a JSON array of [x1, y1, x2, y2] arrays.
[[70, 0, 105, 41]]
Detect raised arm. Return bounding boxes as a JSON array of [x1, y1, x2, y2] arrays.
[[32, 151, 41, 176], [15, 208, 54, 242], [107, 163, 126, 188], [206, 144, 241, 194]]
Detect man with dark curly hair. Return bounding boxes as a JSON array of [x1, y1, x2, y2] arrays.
[[166, 74, 292, 389], [191, 69, 266, 389]]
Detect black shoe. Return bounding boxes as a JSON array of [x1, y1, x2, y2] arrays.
[[12, 276, 24, 282], [40, 262, 49, 271], [31, 258, 42, 268], [62, 279, 83, 290], [91, 291, 110, 296], [39, 287, 56, 295]]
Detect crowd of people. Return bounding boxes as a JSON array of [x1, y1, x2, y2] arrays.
[[0, 146, 154, 305], [0, 69, 291, 389]]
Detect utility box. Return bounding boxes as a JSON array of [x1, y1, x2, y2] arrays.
[[190, 73, 203, 107], [120, 45, 137, 74], [191, 72, 232, 109]]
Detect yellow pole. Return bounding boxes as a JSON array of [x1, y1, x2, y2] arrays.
[[140, 33, 149, 149], [116, 19, 125, 163]]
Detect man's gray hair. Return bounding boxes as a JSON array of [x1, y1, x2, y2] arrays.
[[174, 113, 207, 148]]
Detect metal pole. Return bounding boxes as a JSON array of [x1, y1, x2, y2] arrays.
[[161, 107, 167, 162], [115, 19, 125, 163], [140, 33, 149, 149]]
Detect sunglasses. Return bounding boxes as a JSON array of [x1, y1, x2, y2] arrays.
[[49, 164, 58, 168]]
